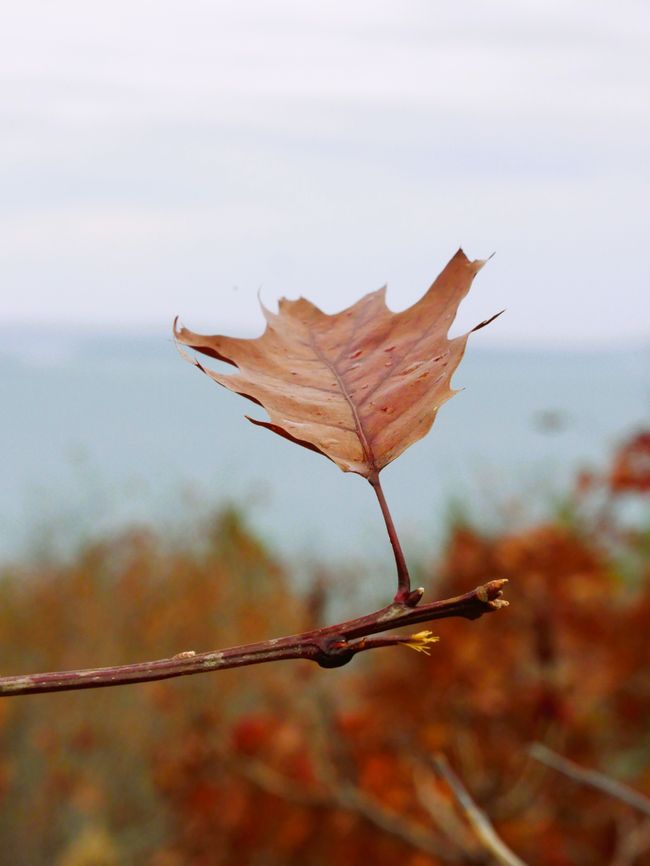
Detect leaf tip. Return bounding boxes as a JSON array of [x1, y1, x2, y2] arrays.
[[476, 251, 496, 270], [257, 287, 277, 323], [471, 309, 505, 334]]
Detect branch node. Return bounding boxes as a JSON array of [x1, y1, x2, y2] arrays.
[[314, 636, 355, 669], [400, 587, 424, 607]]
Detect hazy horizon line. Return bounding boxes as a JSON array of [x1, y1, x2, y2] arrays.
[[0, 318, 648, 355]]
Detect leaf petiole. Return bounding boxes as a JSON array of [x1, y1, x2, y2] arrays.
[[368, 472, 419, 605]]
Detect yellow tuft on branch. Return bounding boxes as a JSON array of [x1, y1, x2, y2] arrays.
[[404, 631, 440, 655]]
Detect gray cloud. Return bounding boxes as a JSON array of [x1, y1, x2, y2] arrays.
[[1, 0, 648, 344]]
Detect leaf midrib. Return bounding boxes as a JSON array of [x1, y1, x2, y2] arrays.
[[307, 330, 377, 474]]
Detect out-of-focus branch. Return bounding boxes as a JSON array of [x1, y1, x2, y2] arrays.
[[244, 686, 463, 861], [530, 743, 650, 818], [236, 756, 456, 861], [431, 754, 529, 866], [414, 766, 482, 860], [336, 779, 456, 860], [235, 758, 328, 809], [0, 579, 508, 698], [610, 813, 650, 866]]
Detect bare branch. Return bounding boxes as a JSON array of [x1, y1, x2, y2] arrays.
[[0, 579, 508, 698], [336, 779, 455, 860], [530, 743, 650, 818], [610, 813, 650, 866], [414, 766, 480, 858], [237, 756, 456, 861], [431, 754, 529, 866]]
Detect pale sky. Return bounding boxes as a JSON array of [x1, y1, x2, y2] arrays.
[[1, 0, 649, 345]]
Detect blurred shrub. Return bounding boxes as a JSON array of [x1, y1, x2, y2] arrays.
[[0, 436, 648, 865]]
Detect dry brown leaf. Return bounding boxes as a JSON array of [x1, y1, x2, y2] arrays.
[[174, 249, 499, 479]]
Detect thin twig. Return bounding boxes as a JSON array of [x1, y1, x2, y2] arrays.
[[432, 754, 529, 866], [237, 756, 457, 860], [0, 579, 508, 698], [236, 758, 329, 808], [610, 813, 650, 866], [337, 780, 456, 860], [530, 743, 650, 818], [414, 766, 481, 859]]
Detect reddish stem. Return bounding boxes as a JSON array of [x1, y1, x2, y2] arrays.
[[369, 472, 415, 604], [0, 580, 508, 697]]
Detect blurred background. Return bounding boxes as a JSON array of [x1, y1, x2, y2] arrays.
[[1, 1, 649, 864]]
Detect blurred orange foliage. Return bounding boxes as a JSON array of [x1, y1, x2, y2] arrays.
[[0, 433, 648, 865]]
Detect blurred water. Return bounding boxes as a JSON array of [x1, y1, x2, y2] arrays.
[[1, 327, 648, 568]]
